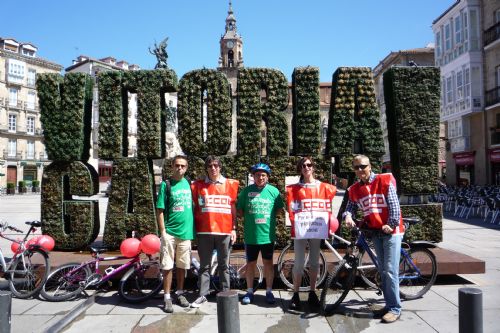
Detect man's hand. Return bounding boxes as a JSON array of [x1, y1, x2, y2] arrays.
[[230, 229, 237, 243], [382, 225, 393, 234], [344, 215, 356, 229]]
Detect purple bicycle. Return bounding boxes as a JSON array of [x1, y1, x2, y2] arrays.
[[40, 244, 162, 303]]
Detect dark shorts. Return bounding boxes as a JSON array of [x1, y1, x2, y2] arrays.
[[245, 243, 275, 262]]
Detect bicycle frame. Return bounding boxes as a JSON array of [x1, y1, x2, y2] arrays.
[[0, 223, 44, 274]]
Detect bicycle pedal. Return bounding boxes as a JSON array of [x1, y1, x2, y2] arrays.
[[376, 289, 382, 296]]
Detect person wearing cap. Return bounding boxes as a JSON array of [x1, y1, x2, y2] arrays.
[[236, 163, 284, 305]]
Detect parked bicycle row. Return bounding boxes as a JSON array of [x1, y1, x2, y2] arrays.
[[1, 154, 438, 324]]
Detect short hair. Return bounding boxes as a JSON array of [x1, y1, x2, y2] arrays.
[[204, 155, 222, 170], [171, 155, 188, 166], [352, 155, 370, 165], [296, 156, 314, 174]]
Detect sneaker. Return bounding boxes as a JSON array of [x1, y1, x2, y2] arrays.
[[382, 311, 401, 323], [308, 291, 320, 308], [369, 304, 387, 316], [289, 292, 301, 310], [190, 296, 207, 308], [265, 291, 276, 304], [241, 292, 254, 305], [177, 294, 190, 308], [163, 299, 173, 313]]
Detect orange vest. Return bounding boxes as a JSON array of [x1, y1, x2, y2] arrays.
[[191, 178, 239, 235], [348, 173, 404, 235], [286, 181, 337, 238]]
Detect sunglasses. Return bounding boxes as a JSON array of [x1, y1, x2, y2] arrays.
[[174, 164, 187, 169], [207, 164, 220, 169], [302, 163, 313, 169], [352, 164, 369, 171]]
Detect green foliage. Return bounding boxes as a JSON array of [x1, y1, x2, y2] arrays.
[[237, 68, 289, 158], [292, 67, 321, 155], [401, 204, 442, 243], [103, 158, 157, 248], [325, 67, 384, 173], [177, 69, 232, 158], [41, 161, 99, 250], [37, 73, 93, 161], [18, 180, 26, 188], [122, 69, 178, 159], [32, 180, 40, 187], [7, 182, 15, 189], [384, 67, 441, 195]]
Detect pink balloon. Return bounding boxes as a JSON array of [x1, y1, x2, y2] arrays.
[[11, 238, 21, 253], [26, 236, 40, 248], [120, 238, 142, 258], [37, 235, 55, 252], [140, 234, 161, 255], [329, 215, 339, 235]]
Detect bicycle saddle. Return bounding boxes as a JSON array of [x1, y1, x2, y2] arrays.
[[89, 245, 109, 254], [403, 217, 421, 225], [25, 221, 42, 227]]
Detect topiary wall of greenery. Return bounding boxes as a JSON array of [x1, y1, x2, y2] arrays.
[[103, 158, 157, 248], [383, 67, 440, 195], [41, 161, 99, 250], [37, 73, 93, 162], [401, 204, 442, 243], [325, 67, 384, 173], [292, 67, 321, 156], [177, 69, 232, 158]]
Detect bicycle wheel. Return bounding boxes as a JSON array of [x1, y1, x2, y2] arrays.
[[40, 263, 91, 301], [320, 259, 355, 316], [211, 254, 264, 291], [399, 247, 437, 300], [9, 248, 49, 299], [277, 242, 327, 291], [119, 259, 163, 303], [357, 249, 380, 290]]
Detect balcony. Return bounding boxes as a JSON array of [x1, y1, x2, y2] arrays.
[[484, 21, 500, 48], [486, 86, 500, 108]]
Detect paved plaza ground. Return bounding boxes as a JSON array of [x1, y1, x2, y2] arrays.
[[1, 192, 499, 332]]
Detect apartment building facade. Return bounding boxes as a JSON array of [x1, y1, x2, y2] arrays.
[[0, 37, 62, 189], [433, 0, 485, 185]]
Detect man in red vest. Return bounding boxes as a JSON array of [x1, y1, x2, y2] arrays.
[[343, 154, 404, 323], [190, 155, 239, 308]]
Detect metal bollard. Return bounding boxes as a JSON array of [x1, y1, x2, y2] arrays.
[[459, 287, 483, 333], [216, 290, 240, 333], [0, 291, 12, 333]]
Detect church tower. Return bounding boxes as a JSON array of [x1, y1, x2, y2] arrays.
[[218, 1, 243, 94]]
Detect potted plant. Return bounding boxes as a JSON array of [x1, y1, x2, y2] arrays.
[[6, 182, 15, 195], [32, 180, 40, 193], [18, 180, 27, 194]]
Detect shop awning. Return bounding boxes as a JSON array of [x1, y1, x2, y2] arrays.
[[453, 152, 475, 166], [489, 148, 500, 163]]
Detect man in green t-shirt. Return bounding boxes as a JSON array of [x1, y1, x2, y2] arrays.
[[236, 163, 284, 305], [156, 155, 194, 313]]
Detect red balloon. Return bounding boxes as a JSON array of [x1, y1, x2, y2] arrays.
[[11, 238, 21, 253], [37, 235, 55, 252], [329, 215, 339, 235], [26, 236, 40, 248], [140, 234, 161, 255], [120, 238, 142, 258]]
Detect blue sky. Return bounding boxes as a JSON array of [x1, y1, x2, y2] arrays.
[[3, 0, 453, 82]]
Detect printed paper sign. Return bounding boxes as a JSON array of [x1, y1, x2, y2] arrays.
[[293, 211, 329, 239]]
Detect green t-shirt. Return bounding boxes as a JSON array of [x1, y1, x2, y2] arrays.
[[156, 178, 194, 240], [236, 183, 284, 245]]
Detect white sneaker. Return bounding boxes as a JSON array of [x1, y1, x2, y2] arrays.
[[190, 296, 207, 308]]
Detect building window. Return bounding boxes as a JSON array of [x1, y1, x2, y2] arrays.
[[456, 71, 463, 100], [27, 117, 35, 135], [435, 31, 442, 58], [464, 68, 471, 99], [8, 139, 17, 157], [8, 114, 17, 132], [7, 59, 25, 84], [446, 77, 453, 104], [455, 15, 462, 44], [27, 141, 35, 159], [9, 88, 18, 106], [27, 91, 36, 110], [445, 23, 451, 51], [27, 69, 36, 86]]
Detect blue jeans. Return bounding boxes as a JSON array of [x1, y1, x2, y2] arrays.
[[372, 233, 402, 315]]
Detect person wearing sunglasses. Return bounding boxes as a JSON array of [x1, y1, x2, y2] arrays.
[[343, 154, 405, 324], [190, 155, 239, 308], [286, 156, 337, 311], [156, 155, 194, 313]]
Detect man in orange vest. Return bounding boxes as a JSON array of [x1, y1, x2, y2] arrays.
[[190, 155, 239, 308], [344, 154, 404, 323]]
